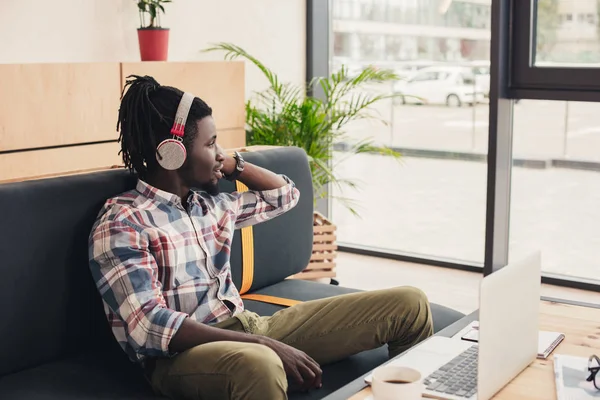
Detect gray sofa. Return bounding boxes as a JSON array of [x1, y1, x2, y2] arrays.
[[0, 146, 464, 399]]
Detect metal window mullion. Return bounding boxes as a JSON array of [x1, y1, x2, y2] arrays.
[[484, 0, 514, 276], [307, 0, 331, 218]]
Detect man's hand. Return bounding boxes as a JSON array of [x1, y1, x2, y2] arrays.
[[217, 146, 288, 191], [259, 336, 323, 392]]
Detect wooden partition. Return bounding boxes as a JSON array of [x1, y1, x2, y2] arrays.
[[121, 61, 246, 149], [0, 63, 121, 152], [0, 61, 246, 182]]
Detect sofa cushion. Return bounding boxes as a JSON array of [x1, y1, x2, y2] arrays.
[[0, 344, 163, 400], [244, 279, 465, 333], [0, 169, 137, 376]]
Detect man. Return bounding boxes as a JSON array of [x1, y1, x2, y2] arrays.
[[89, 75, 433, 400]]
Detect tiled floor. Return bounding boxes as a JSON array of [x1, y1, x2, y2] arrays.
[[335, 252, 599, 315]]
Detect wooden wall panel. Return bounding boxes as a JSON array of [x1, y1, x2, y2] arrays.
[[0, 63, 121, 151], [217, 128, 246, 150], [0, 142, 122, 182], [121, 61, 246, 139], [0, 61, 247, 182]]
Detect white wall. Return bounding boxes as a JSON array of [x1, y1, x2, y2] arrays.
[[0, 0, 306, 99]]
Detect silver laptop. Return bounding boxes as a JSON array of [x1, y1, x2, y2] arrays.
[[365, 252, 541, 400]]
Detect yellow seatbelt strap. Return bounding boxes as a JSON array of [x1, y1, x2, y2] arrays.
[[234, 177, 303, 308], [235, 180, 254, 295], [240, 293, 302, 307]]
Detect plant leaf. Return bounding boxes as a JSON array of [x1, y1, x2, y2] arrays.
[[202, 42, 408, 216], [202, 43, 284, 98]]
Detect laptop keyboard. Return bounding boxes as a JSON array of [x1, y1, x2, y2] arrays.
[[423, 345, 479, 398]]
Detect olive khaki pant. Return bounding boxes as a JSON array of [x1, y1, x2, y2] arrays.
[[150, 286, 433, 400]]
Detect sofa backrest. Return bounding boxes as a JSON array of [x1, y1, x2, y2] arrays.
[[0, 146, 313, 376], [226, 147, 314, 292]]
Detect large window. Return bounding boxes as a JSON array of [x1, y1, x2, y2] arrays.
[[313, 0, 600, 290], [331, 0, 492, 265]]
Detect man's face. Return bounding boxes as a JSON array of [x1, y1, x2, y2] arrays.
[[178, 116, 224, 195]]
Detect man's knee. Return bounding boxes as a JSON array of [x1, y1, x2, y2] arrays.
[[394, 286, 430, 308], [387, 286, 432, 328], [229, 343, 288, 398], [381, 287, 433, 358], [377, 286, 429, 308], [156, 342, 288, 400], [233, 343, 284, 373]]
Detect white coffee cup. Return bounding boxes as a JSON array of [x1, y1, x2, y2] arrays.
[[371, 365, 424, 400]]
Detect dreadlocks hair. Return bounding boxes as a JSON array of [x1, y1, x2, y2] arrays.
[[116, 75, 213, 179]]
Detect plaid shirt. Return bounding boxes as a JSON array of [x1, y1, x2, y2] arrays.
[[88, 176, 299, 363]]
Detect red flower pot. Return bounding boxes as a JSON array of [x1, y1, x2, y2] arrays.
[[137, 28, 170, 61]]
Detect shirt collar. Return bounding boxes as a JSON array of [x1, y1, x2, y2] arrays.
[[135, 179, 208, 215], [136, 179, 185, 208]]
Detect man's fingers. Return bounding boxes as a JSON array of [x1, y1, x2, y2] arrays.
[[287, 364, 304, 386], [313, 364, 323, 388], [300, 361, 322, 389], [299, 353, 322, 389], [298, 352, 316, 368], [304, 354, 322, 376]]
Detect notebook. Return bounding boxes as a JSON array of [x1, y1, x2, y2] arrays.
[[458, 321, 565, 359]]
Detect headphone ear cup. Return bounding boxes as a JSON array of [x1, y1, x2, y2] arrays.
[[156, 139, 187, 170]]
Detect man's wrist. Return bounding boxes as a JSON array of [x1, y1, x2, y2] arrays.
[[252, 334, 272, 347], [224, 151, 245, 181]]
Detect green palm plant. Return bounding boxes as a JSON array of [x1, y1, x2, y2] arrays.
[[203, 43, 402, 216]]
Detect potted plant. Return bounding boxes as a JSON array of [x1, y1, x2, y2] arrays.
[[136, 0, 172, 61], [204, 43, 403, 281]]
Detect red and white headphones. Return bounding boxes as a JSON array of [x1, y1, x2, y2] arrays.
[[155, 92, 195, 170]]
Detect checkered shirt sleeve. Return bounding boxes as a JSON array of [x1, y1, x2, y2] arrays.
[[228, 175, 300, 228], [89, 218, 188, 359]]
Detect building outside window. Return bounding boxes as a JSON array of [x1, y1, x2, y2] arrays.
[[333, 0, 491, 65]]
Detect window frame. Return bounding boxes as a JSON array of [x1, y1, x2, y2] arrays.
[[510, 0, 600, 102]]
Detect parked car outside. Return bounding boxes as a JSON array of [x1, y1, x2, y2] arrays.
[[394, 65, 485, 107]]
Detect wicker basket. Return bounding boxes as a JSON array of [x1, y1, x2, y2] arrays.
[[288, 211, 338, 282]]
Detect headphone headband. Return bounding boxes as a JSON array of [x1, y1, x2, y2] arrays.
[[170, 92, 195, 138]]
